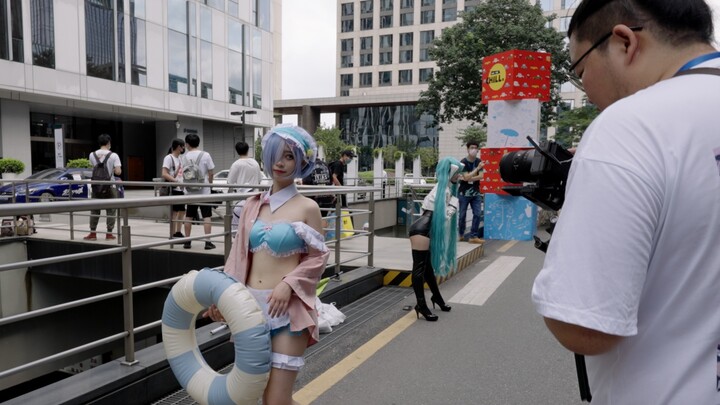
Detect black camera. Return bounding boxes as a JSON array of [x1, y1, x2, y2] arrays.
[[498, 137, 573, 212]]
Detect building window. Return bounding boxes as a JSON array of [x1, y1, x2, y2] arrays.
[[381, 0, 393, 11], [341, 20, 354, 32], [379, 71, 392, 86], [361, 0, 373, 14], [341, 73, 353, 87], [200, 40, 212, 98], [400, 32, 413, 46], [341, 55, 353, 68], [0, 0, 23, 62], [360, 53, 372, 66], [379, 51, 392, 65], [86, 0, 126, 82], [341, 38, 354, 52], [341, 2, 354, 16], [420, 10, 434, 24], [419, 67, 433, 83], [559, 16, 571, 32], [361, 17, 373, 30], [380, 15, 392, 28], [421, 0, 433, 5], [205, 0, 223, 11], [228, 0, 238, 16], [537, 0, 552, 11], [560, 81, 576, 93], [130, 0, 147, 86], [256, 0, 270, 30], [442, 7, 456, 22], [228, 19, 243, 52], [168, 30, 188, 94], [419, 48, 431, 61], [360, 72, 372, 87], [399, 50, 413, 63], [399, 69, 412, 85], [31, 0, 55, 69], [252, 57, 261, 108], [228, 50, 243, 104], [200, 6, 212, 41], [400, 12, 413, 26], [361, 36, 373, 50], [401, 0, 414, 9], [420, 30, 434, 45], [443, 0, 457, 4], [380, 34, 392, 49]]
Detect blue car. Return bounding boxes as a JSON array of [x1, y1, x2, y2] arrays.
[[0, 168, 124, 203]]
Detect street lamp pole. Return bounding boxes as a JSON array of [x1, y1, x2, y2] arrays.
[[231, 110, 258, 145]]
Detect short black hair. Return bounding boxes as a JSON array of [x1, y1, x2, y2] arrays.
[[235, 141, 250, 155], [466, 141, 479, 148], [569, 0, 714, 47], [185, 134, 200, 148], [171, 138, 185, 151], [98, 133, 111, 146]]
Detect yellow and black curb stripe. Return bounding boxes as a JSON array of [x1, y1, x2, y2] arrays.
[[383, 243, 485, 287]]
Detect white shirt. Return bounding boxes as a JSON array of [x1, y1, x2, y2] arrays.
[[228, 157, 262, 193], [89, 149, 121, 181], [162, 154, 183, 191], [532, 60, 720, 404]]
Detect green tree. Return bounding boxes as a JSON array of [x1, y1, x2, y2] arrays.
[[313, 125, 351, 163], [554, 104, 599, 148], [416, 0, 570, 129], [254, 136, 262, 167], [416, 147, 439, 175], [456, 125, 488, 147]]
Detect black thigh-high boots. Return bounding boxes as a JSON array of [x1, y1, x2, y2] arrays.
[[411, 249, 438, 321], [425, 253, 451, 312]]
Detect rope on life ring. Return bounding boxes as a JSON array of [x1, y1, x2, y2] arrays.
[[162, 268, 270, 405]]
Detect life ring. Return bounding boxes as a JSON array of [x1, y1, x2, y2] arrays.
[[162, 268, 270, 405]]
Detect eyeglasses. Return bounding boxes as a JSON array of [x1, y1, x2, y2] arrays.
[[568, 26, 643, 91]]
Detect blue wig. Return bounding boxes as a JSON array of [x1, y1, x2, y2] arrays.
[[261, 124, 317, 180], [429, 157, 465, 277]]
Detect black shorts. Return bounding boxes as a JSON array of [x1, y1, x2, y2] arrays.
[[186, 204, 212, 220], [408, 210, 433, 237], [171, 189, 186, 212]]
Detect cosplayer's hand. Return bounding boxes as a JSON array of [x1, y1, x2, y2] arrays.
[[268, 282, 292, 318], [203, 304, 226, 323]]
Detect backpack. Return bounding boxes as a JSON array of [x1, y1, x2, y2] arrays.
[[182, 151, 205, 192], [303, 158, 332, 186], [91, 151, 114, 198]]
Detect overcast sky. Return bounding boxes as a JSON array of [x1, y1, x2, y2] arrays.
[[280, 0, 720, 125]]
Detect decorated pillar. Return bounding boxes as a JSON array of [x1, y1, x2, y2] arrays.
[[480, 50, 551, 240]]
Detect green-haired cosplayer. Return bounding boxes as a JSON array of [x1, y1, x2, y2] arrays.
[[407, 157, 466, 321]]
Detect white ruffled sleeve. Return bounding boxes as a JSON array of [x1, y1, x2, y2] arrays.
[[290, 222, 329, 253]]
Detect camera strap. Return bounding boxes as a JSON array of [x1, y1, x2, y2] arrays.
[[673, 67, 720, 78]]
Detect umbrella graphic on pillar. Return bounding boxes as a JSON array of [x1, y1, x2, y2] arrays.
[[500, 128, 519, 146]]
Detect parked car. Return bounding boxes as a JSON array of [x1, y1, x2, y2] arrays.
[[0, 168, 124, 203], [212, 169, 271, 193], [403, 174, 427, 185]]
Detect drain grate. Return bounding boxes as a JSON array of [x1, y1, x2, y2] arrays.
[[152, 286, 411, 405]]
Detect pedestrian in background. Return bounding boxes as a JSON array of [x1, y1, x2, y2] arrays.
[[181, 133, 216, 250], [532, 0, 720, 402], [407, 157, 465, 321], [84, 133, 121, 241], [227, 141, 262, 193], [329, 149, 355, 208], [162, 138, 186, 240], [458, 141, 484, 244]]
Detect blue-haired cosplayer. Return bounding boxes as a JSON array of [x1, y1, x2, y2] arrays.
[[407, 157, 466, 321]]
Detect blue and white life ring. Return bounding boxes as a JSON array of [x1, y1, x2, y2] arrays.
[[162, 268, 270, 405]]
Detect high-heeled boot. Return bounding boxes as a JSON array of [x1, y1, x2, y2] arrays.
[[425, 253, 452, 312], [411, 250, 438, 321]]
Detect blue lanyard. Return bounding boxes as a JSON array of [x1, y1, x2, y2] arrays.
[[677, 52, 720, 73]]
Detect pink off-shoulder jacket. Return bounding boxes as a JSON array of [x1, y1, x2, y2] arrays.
[[224, 194, 330, 345]]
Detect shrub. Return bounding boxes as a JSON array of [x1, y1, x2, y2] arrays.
[[0, 158, 25, 173], [66, 158, 92, 168]]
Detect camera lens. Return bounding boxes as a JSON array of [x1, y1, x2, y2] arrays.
[[499, 149, 536, 184]]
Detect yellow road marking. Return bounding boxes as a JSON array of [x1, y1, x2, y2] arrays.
[[294, 311, 417, 404], [497, 240, 517, 253]]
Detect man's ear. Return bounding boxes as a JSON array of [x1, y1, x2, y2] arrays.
[[612, 24, 641, 67]]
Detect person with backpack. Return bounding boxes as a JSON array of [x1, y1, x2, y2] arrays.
[[301, 157, 335, 217], [161, 138, 186, 240], [181, 133, 216, 250], [84, 133, 122, 241]]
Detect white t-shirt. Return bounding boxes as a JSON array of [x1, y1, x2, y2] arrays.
[[532, 61, 720, 404], [162, 154, 183, 191], [181, 149, 215, 195], [89, 149, 121, 181], [227, 157, 261, 192]]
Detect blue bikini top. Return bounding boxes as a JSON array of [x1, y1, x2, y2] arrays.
[[249, 219, 328, 257]]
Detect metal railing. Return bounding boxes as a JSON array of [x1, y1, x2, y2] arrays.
[[0, 179, 379, 385]]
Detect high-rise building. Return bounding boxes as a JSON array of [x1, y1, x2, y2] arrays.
[[0, 0, 281, 178], [333, 0, 583, 162]]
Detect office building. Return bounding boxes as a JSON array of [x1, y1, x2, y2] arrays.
[[0, 0, 281, 179]]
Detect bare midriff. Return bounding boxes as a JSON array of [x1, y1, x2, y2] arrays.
[[246, 250, 301, 289]]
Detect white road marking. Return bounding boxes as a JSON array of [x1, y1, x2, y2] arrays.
[[449, 256, 525, 306]]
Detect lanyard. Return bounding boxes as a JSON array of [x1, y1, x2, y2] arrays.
[[676, 51, 720, 73]]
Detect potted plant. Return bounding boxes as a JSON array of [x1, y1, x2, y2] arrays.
[[0, 158, 25, 179]]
